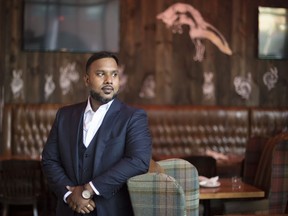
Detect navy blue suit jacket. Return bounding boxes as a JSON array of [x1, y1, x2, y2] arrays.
[[42, 98, 152, 216]]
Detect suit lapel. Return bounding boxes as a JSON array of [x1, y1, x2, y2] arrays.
[[70, 103, 86, 184], [93, 99, 122, 174]]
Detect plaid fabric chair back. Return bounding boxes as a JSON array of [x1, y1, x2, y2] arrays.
[[128, 158, 199, 216], [242, 136, 269, 185], [253, 132, 288, 214], [128, 173, 186, 215]]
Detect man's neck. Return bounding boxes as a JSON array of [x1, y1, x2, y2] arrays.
[[89, 98, 102, 112]]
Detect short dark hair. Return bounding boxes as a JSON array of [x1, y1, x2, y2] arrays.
[[85, 51, 119, 73]]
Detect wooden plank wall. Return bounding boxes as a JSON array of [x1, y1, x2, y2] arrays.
[[0, 0, 287, 107]]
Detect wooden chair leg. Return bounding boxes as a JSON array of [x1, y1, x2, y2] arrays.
[[33, 203, 38, 216], [2, 204, 8, 216]]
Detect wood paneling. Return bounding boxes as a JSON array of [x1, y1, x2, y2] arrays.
[[0, 0, 287, 107]]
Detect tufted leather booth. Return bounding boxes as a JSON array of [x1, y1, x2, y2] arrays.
[[250, 107, 288, 137], [1, 104, 288, 170], [141, 106, 250, 158], [1, 104, 62, 158]]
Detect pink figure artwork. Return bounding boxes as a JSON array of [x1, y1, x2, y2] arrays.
[[157, 3, 232, 61]]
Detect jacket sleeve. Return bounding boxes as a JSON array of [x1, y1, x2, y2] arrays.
[[41, 109, 75, 199], [91, 109, 152, 199]]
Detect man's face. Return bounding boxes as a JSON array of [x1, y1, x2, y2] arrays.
[[84, 57, 120, 104]]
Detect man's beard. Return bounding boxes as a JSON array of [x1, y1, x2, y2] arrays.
[[90, 90, 117, 104]]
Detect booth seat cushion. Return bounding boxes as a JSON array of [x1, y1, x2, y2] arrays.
[[1, 104, 62, 157]]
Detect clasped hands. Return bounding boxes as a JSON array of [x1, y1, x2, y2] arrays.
[[66, 185, 96, 214]]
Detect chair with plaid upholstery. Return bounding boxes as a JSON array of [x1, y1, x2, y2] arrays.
[[224, 132, 288, 214], [127, 158, 199, 216]]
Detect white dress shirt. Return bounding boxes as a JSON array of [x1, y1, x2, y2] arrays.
[[83, 99, 113, 147]]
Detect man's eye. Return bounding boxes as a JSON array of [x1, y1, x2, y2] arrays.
[[113, 72, 118, 77], [96, 72, 104, 77]]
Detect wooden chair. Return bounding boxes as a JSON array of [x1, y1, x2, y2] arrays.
[[224, 132, 288, 214], [0, 159, 43, 216]]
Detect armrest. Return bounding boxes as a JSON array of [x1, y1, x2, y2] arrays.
[[128, 158, 199, 216], [158, 158, 199, 215], [158, 158, 199, 191], [127, 172, 186, 216]]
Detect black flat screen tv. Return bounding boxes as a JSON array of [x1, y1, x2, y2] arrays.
[[258, 6, 288, 59], [22, 0, 119, 53]]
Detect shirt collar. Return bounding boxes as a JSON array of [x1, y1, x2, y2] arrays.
[[84, 97, 114, 114]]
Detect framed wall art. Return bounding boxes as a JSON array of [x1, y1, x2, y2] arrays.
[[258, 6, 288, 59]]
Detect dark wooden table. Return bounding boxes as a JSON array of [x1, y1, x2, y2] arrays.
[[200, 178, 265, 216]]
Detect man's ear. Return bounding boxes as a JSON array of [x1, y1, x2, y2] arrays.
[[84, 74, 89, 86]]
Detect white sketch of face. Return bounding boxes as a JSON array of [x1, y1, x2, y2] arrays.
[[10, 69, 24, 99], [234, 73, 252, 100], [139, 74, 156, 99], [203, 71, 215, 100], [44, 74, 56, 100], [59, 62, 80, 95]]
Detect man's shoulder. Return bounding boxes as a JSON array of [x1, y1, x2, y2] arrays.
[[118, 104, 148, 120], [114, 99, 144, 113], [58, 101, 86, 113]]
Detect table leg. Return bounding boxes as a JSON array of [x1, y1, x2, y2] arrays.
[[202, 200, 211, 216]]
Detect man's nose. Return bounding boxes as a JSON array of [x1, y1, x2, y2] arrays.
[[104, 75, 112, 84]]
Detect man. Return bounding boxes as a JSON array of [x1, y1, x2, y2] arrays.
[[42, 51, 152, 216]]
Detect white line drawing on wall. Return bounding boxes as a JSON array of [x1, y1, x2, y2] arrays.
[[139, 73, 156, 99], [263, 66, 278, 91], [203, 71, 215, 101], [234, 73, 252, 100], [10, 69, 24, 100], [44, 74, 56, 100], [59, 62, 80, 95]]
